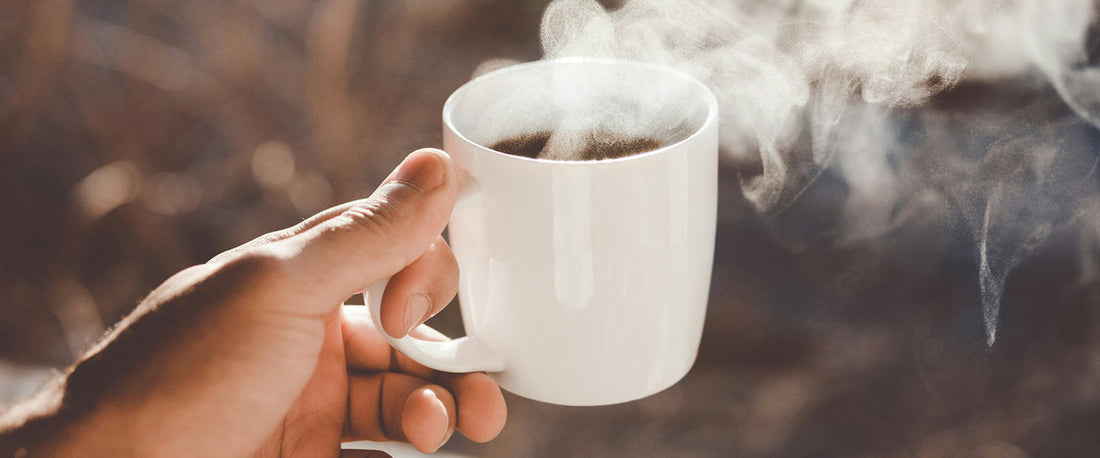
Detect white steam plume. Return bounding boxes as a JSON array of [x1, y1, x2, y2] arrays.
[[533, 0, 1100, 346]]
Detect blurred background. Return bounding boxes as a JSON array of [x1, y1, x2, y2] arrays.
[[2, 0, 1100, 456]]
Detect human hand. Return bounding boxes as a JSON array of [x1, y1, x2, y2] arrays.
[[1, 149, 506, 457]]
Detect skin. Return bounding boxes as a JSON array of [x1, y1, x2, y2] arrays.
[[0, 149, 506, 457]]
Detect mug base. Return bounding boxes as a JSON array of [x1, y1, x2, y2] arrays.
[[492, 360, 695, 407]]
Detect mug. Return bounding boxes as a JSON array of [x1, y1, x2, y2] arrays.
[[367, 57, 718, 406]]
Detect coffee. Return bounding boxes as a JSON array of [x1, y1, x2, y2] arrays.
[[490, 131, 664, 161]]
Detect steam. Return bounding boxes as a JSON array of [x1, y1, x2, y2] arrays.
[[540, 0, 972, 210], [533, 0, 1100, 346], [967, 122, 1099, 345], [457, 59, 707, 161]]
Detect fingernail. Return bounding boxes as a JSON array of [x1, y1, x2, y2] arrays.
[[404, 293, 432, 335], [427, 392, 451, 452], [392, 150, 447, 191], [437, 422, 455, 451], [403, 388, 451, 453]]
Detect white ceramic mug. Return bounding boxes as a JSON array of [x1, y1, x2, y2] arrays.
[[367, 58, 718, 406]]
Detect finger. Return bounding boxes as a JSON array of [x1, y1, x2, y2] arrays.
[[436, 372, 507, 443], [208, 199, 371, 264], [345, 372, 457, 453], [341, 305, 447, 380], [342, 307, 507, 443], [380, 235, 459, 339], [283, 148, 459, 305]]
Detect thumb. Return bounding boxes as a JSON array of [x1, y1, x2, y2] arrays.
[[283, 148, 458, 301]]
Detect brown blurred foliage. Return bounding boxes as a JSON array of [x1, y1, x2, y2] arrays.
[[0, 0, 546, 365]]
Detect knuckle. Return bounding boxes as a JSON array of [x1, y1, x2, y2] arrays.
[[217, 248, 289, 286], [173, 248, 292, 313], [257, 228, 294, 244], [338, 196, 411, 246]]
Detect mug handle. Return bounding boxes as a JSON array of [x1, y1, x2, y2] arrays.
[[366, 280, 505, 373], [364, 173, 505, 373]]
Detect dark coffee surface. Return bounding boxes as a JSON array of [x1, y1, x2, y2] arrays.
[[489, 132, 551, 159], [490, 131, 664, 160]]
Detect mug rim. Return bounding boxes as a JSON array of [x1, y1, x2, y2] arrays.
[[442, 57, 719, 166]]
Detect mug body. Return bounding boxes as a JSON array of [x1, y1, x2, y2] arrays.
[[443, 58, 718, 406]]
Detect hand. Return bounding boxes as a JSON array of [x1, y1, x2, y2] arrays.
[[0, 149, 506, 457]]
